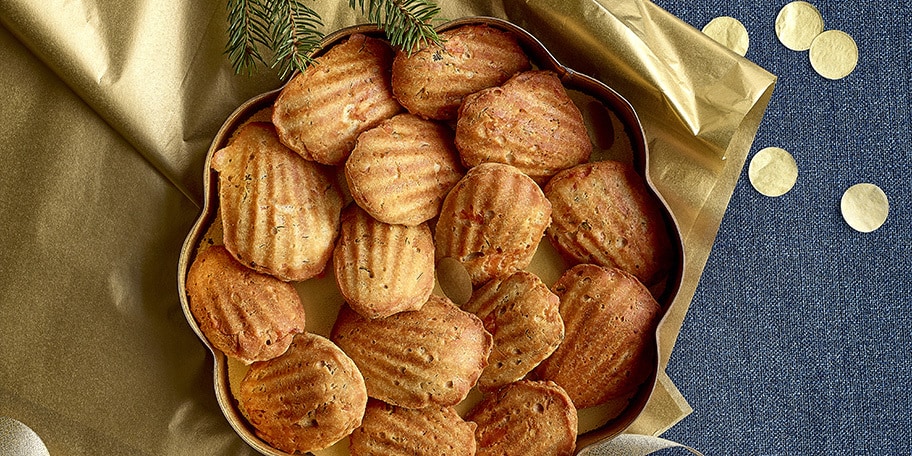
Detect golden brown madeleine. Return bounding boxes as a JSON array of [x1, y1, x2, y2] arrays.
[[185, 245, 305, 364], [333, 205, 435, 319], [349, 399, 477, 456], [435, 163, 552, 287], [544, 160, 674, 287], [211, 122, 343, 282], [331, 295, 493, 408], [345, 113, 464, 226], [455, 70, 592, 182], [467, 380, 577, 456], [237, 333, 367, 454], [536, 264, 661, 409], [273, 34, 402, 165], [392, 24, 531, 120], [463, 271, 564, 392]]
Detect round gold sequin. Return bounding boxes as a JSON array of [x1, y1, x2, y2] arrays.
[[748, 147, 798, 197], [702, 16, 750, 56], [436, 257, 473, 306], [775, 1, 825, 51], [841, 183, 889, 232], [0, 417, 50, 456], [809, 30, 858, 80]]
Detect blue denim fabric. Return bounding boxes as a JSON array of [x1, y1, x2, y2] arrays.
[[650, 1, 912, 454]]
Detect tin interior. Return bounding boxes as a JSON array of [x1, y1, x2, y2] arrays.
[[177, 16, 685, 456]]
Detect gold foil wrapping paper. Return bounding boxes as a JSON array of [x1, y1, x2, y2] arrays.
[[0, 0, 775, 453]]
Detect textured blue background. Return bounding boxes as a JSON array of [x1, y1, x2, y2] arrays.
[[648, 1, 912, 454]]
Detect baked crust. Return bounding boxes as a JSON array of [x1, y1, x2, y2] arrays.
[[211, 122, 343, 282], [186, 245, 305, 364], [237, 333, 367, 454], [544, 160, 674, 286], [435, 163, 552, 287], [345, 113, 463, 226], [273, 34, 402, 165], [392, 24, 530, 120], [467, 380, 577, 456], [349, 399, 476, 456], [331, 295, 492, 408], [333, 204, 435, 319], [455, 70, 592, 182], [535, 264, 661, 408], [463, 271, 564, 392]]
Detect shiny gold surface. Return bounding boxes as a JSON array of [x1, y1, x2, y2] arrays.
[[702, 16, 749, 56], [748, 147, 799, 197]]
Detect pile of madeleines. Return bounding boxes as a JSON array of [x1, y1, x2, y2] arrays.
[[185, 24, 676, 456]]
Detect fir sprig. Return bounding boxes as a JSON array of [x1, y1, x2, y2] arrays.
[[349, 0, 441, 53], [225, 0, 442, 79], [269, 0, 324, 78]]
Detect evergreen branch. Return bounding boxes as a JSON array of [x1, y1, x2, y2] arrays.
[[224, 0, 442, 78], [268, 0, 325, 79], [225, 0, 271, 75], [349, 0, 441, 54]]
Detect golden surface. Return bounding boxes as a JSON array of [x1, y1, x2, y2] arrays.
[[748, 147, 799, 197], [775, 1, 825, 51], [841, 183, 889, 233], [702, 16, 750, 56], [809, 30, 859, 80], [0, 0, 776, 453]]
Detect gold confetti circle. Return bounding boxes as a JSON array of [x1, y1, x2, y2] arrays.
[[775, 1, 825, 51], [748, 147, 798, 197], [809, 30, 858, 80], [702, 16, 750, 56], [841, 183, 889, 232]]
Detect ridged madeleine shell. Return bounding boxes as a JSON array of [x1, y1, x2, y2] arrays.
[[544, 161, 674, 287], [333, 204, 435, 319], [331, 295, 492, 409], [349, 399, 477, 456], [392, 24, 531, 120], [467, 380, 577, 456], [345, 113, 464, 226], [185, 245, 305, 364], [237, 333, 367, 454], [435, 163, 551, 287], [211, 122, 343, 282], [463, 271, 563, 392], [272, 34, 402, 165], [535, 264, 660, 408], [455, 70, 592, 182]]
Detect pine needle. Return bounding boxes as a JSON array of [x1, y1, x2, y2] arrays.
[[349, 0, 441, 54], [225, 0, 271, 75], [224, 0, 442, 78], [268, 0, 324, 79]]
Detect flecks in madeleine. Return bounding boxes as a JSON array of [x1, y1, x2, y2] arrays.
[[349, 399, 476, 456], [464, 271, 564, 392], [273, 34, 402, 165], [331, 295, 492, 409], [536, 264, 660, 409], [186, 246, 305, 364], [237, 333, 367, 454], [435, 163, 552, 287], [333, 204, 435, 319], [467, 380, 578, 456], [345, 113, 464, 226], [455, 70, 592, 182], [544, 160, 674, 287], [211, 122, 343, 282], [392, 24, 531, 120]]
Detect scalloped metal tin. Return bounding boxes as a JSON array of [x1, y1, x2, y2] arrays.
[[178, 16, 685, 456]]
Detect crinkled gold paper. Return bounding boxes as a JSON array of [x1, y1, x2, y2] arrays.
[[0, 0, 775, 453]]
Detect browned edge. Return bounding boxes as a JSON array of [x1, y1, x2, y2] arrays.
[[176, 16, 687, 456]]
